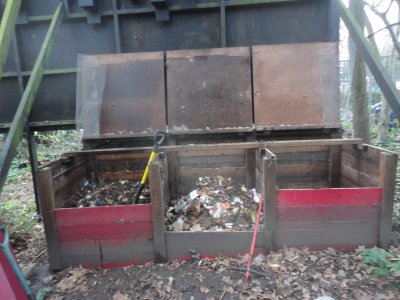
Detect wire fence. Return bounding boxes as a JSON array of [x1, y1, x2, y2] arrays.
[[339, 55, 400, 121]]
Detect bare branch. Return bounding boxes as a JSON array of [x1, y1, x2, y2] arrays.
[[366, 22, 400, 38]]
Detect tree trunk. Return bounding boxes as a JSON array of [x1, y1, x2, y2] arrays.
[[350, 0, 370, 143]]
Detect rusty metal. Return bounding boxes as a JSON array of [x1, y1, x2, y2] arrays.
[[167, 47, 253, 133]]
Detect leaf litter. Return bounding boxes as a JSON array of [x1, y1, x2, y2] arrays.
[[166, 175, 262, 231], [36, 246, 400, 300]]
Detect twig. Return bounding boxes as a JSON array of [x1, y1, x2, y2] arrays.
[[229, 267, 266, 278], [31, 248, 46, 263], [219, 291, 226, 300]]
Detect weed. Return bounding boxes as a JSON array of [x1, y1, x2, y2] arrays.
[[360, 247, 400, 276], [0, 198, 36, 237]]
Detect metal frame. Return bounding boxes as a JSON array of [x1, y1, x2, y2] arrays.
[[0, 3, 64, 194]]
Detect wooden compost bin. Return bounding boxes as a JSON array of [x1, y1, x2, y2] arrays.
[[37, 139, 397, 270]]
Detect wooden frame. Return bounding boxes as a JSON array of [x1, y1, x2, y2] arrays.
[[36, 139, 397, 270]]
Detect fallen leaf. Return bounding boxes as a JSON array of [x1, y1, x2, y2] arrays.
[[112, 292, 129, 300], [200, 286, 210, 293]]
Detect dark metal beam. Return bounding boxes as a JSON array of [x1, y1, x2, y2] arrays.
[[0, 3, 64, 193], [335, 0, 400, 119], [0, 0, 22, 81], [220, 0, 226, 47]]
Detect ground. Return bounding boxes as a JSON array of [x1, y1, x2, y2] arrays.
[[1, 174, 400, 299]]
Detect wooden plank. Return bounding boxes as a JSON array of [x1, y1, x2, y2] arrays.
[[166, 231, 264, 261], [96, 153, 150, 160], [277, 163, 329, 176], [167, 47, 252, 132], [329, 145, 342, 187], [340, 176, 358, 188], [37, 167, 62, 270], [54, 204, 152, 225], [177, 166, 246, 178], [378, 152, 398, 248], [278, 205, 380, 222], [341, 151, 379, 179], [277, 221, 378, 247], [64, 139, 362, 157], [342, 144, 389, 165], [277, 188, 383, 206], [263, 149, 278, 252], [167, 137, 178, 199], [246, 148, 256, 188], [95, 158, 148, 173], [178, 155, 245, 168], [276, 151, 329, 164], [253, 43, 339, 128], [270, 145, 329, 154], [178, 148, 244, 157], [53, 165, 87, 208], [56, 221, 153, 241], [341, 164, 379, 187], [98, 171, 143, 181], [149, 154, 169, 262], [277, 180, 329, 190]]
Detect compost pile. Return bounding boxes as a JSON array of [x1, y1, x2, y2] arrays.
[[166, 175, 262, 231], [69, 180, 150, 207]]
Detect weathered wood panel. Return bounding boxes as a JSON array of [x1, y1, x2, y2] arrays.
[[54, 204, 153, 268], [253, 43, 339, 129], [166, 232, 264, 261], [79, 52, 166, 138], [167, 47, 252, 133], [276, 188, 382, 206]]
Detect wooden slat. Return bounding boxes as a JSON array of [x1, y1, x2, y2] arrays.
[[277, 221, 378, 247], [178, 148, 244, 157], [54, 205, 152, 225], [56, 221, 153, 241], [64, 139, 362, 157], [96, 153, 150, 160], [278, 205, 380, 222], [166, 232, 264, 261], [178, 155, 245, 168], [262, 149, 278, 252], [277, 180, 329, 189], [37, 167, 62, 270], [177, 166, 246, 178], [378, 152, 398, 248], [271, 145, 329, 154], [149, 155, 169, 262], [341, 151, 379, 176], [53, 165, 87, 208], [95, 158, 148, 173], [341, 164, 379, 187], [276, 151, 329, 164], [98, 171, 143, 181], [329, 145, 342, 187], [277, 188, 382, 206], [246, 148, 256, 188], [277, 163, 329, 176]]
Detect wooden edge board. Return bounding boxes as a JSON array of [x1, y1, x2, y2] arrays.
[[64, 139, 363, 156]]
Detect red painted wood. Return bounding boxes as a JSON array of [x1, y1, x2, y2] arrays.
[[54, 204, 152, 225], [277, 188, 382, 206], [0, 222, 28, 300], [278, 205, 380, 222], [57, 221, 153, 241]]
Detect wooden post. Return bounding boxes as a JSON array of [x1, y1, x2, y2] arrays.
[[328, 145, 342, 188], [246, 148, 256, 189], [149, 153, 169, 262], [262, 148, 277, 252], [167, 137, 178, 199], [378, 152, 398, 248], [36, 167, 62, 270]]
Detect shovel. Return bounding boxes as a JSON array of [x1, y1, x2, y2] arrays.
[[133, 131, 166, 204]]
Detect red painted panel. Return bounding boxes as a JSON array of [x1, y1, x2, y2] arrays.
[[277, 188, 382, 207], [54, 204, 152, 225], [57, 221, 153, 241], [278, 205, 380, 222], [0, 222, 28, 300]]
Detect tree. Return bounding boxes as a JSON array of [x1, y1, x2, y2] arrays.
[[350, 0, 370, 143]]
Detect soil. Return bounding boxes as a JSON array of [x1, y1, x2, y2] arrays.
[[166, 176, 262, 232], [64, 180, 150, 208]]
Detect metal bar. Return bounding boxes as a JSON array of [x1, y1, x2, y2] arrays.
[[0, 0, 22, 81], [220, 0, 226, 47], [26, 127, 40, 214], [20, 0, 299, 24], [2, 67, 77, 78], [11, 34, 24, 94], [335, 0, 400, 119], [0, 3, 64, 194], [112, 0, 122, 53], [0, 120, 76, 131]]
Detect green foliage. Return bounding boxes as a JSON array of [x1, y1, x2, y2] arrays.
[[360, 247, 400, 276], [35, 130, 82, 161], [0, 198, 36, 236]]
